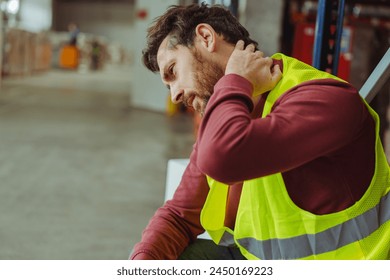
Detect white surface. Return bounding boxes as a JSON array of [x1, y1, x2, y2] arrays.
[[19, 0, 52, 32], [165, 159, 189, 201], [165, 159, 211, 240]]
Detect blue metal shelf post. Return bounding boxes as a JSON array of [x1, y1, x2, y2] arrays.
[[312, 0, 346, 76]]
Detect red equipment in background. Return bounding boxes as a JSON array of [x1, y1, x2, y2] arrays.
[[292, 22, 354, 81]]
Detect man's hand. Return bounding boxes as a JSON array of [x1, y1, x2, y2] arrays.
[[225, 40, 282, 95]]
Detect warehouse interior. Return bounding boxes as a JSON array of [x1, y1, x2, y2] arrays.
[[0, 0, 389, 259]]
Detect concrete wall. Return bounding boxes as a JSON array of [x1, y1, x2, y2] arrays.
[[242, 0, 284, 56], [19, 0, 52, 32], [53, 1, 135, 52], [130, 0, 179, 112]]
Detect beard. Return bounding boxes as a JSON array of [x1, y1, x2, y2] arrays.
[[185, 49, 225, 116]]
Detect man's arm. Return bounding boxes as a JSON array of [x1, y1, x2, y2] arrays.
[[196, 75, 367, 184], [130, 146, 209, 260]]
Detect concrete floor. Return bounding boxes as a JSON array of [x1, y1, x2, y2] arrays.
[[0, 67, 194, 259]]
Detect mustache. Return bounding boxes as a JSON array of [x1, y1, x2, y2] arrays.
[[183, 91, 211, 107], [182, 92, 195, 108], [182, 91, 211, 116]]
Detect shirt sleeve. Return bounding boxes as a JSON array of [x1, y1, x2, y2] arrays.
[[130, 145, 208, 260], [196, 74, 366, 184]]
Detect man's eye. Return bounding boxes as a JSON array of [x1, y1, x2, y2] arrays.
[[168, 65, 175, 75]]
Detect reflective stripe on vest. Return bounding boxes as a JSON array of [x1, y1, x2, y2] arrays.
[[237, 191, 390, 259], [219, 231, 235, 247]]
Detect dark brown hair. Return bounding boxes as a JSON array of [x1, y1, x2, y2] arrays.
[[142, 3, 259, 72]]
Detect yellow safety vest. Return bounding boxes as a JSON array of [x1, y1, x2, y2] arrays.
[[201, 53, 390, 259]]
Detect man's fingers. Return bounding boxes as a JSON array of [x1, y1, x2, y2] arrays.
[[271, 64, 282, 82], [255, 51, 264, 57], [235, 40, 245, 50], [245, 44, 256, 52]]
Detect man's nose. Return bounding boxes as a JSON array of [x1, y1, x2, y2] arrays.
[[171, 87, 184, 104]]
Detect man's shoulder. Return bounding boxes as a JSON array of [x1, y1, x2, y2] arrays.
[[278, 78, 360, 103]]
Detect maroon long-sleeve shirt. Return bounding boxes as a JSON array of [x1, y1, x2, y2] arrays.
[[130, 69, 375, 260]]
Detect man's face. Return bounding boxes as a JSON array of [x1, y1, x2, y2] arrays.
[[157, 36, 224, 115]]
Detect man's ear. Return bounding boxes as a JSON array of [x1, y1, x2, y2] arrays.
[[195, 24, 216, 52]]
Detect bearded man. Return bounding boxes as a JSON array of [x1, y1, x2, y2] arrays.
[[130, 4, 390, 260]]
